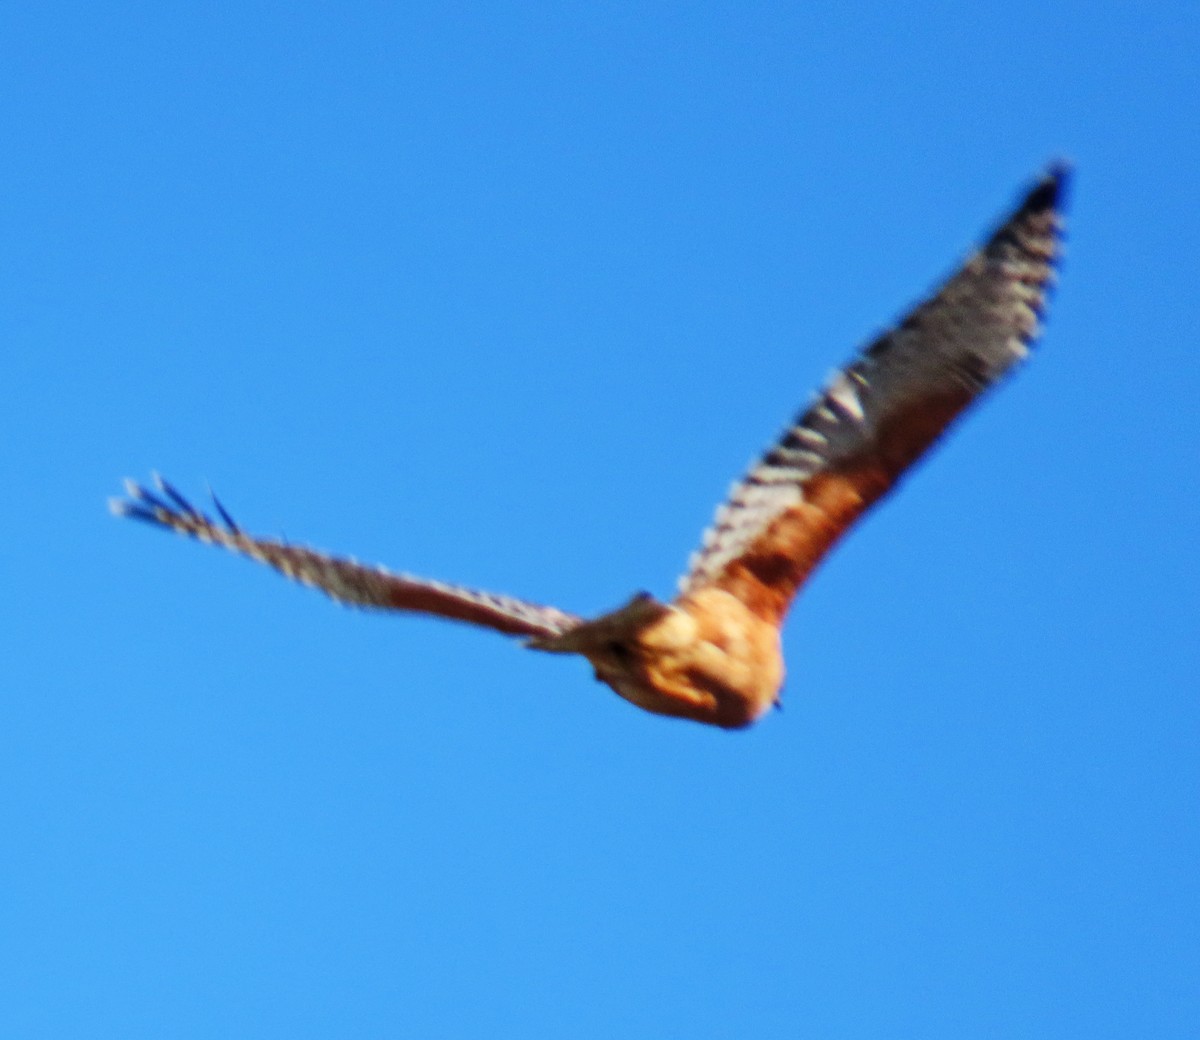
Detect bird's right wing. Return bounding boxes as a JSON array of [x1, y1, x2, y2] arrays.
[[111, 477, 584, 640], [679, 165, 1068, 626]]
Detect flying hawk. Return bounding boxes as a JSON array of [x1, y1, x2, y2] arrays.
[[113, 166, 1068, 728]]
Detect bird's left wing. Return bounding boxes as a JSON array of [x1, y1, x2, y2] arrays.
[[112, 476, 584, 640], [679, 165, 1068, 625]]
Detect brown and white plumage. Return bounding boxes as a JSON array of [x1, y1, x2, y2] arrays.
[[113, 477, 583, 640], [112, 166, 1068, 728]]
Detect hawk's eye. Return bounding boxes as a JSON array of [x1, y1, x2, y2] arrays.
[[607, 641, 632, 661]]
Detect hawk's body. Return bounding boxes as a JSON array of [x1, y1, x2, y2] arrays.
[[113, 167, 1068, 728]]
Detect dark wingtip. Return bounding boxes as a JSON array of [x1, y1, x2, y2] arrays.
[[1022, 160, 1072, 215], [209, 488, 240, 533], [111, 474, 201, 529], [109, 495, 164, 527], [131, 479, 177, 517], [154, 473, 197, 516]]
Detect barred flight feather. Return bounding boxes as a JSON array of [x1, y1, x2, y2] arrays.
[[111, 476, 583, 640], [680, 166, 1066, 621]]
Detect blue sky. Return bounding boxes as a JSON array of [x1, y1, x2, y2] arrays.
[[3, 1, 1197, 1036]]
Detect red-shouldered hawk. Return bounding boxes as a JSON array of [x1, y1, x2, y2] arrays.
[[112, 166, 1068, 728]]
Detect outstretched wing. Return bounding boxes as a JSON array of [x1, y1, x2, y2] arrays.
[[679, 165, 1068, 625], [111, 476, 584, 640]]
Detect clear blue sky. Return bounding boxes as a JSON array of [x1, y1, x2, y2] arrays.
[[3, 2, 1197, 1036]]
